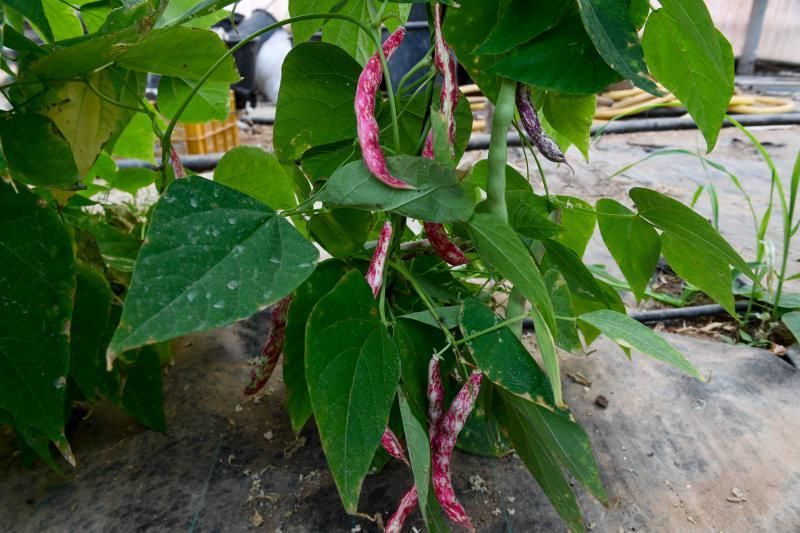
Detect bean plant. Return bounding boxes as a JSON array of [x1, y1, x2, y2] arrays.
[[0, 0, 758, 530]]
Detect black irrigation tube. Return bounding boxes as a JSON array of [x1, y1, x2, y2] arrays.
[[466, 112, 800, 150], [521, 301, 753, 331], [119, 113, 800, 171]]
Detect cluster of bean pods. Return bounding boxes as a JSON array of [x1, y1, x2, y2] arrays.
[[244, 295, 292, 396]]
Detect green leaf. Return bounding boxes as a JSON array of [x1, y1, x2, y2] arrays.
[[42, 0, 82, 41], [112, 113, 156, 162], [300, 140, 360, 182], [541, 92, 596, 160], [110, 167, 157, 195], [468, 213, 557, 333], [628, 0, 650, 30], [577, 0, 658, 94], [70, 263, 113, 401], [578, 309, 703, 380], [476, 0, 572, 55], [36, 69, 139, 177], [530, 305, 563, 407], [319, 155, 476, 223], [398, 390, 451, 532], [443, 0, 505, 100], [544, 269, 583, 351], [783, 311, 800, 344], [507, 190, 562, 240], [308, 208, 374, 258], [121, 345, 166, 431], [117, 27, 240, 83], [394, 318, 452, 417], [110, 177, 318, 355], [661, 232, 736, 315], [5, 0, 53, 41], [495, 391, 586, 532], [156, 0, 230, 28], [629, 188, 754, 279], [641, 0, 734, 151], [0, 181, 74, 443], [488, 15, 621, 95], [554, 196, 596, 257], [274, 42, 361, 161], [81, 2, 112, 33], [596, 198, 661, 302], [0, 113, 78, 187], [399, 307, 461, 331], [283, 260, 350, 433], [457, 382, 512, 457], [157, 77, 230, 123], [214, 146, 297, 210], [305, 271, 401, 512], [461, 297, 554, 406]]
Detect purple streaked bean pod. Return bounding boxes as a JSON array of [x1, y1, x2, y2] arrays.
[[385, 486, 419, 533], [170, 147, 186, 178], [427, 356, 445, 443], [432, 371, 483, 531], [423, 222, 468, 267], [244, 296, 292, 396], [515, 84, 568, 165], [356, 28, 414, 190], [365, 221, 392, 298], [381, 427, 410, 466]]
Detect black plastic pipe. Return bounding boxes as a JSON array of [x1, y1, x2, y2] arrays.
[[117, 114, 800, 171], [466, 113, 800, 151]]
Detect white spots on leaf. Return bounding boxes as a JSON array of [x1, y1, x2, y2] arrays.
[[186, 290, 199, 302], [227, 280, 239, 290], [189, 197, 199, 208], [54, 376, 67, 389], [227, 217, 237, 225], [213, 300, 226, 309]]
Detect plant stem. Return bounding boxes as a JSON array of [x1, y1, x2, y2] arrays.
[[486, 80, 517, 222], [456, 311, 532, 345], [160, 13, 390, 188]]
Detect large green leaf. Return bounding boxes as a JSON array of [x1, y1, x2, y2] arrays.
[[112, 112, 156, 162], [0, 113, 78, 187], [468, 213, 556, 333], [109, 177, 318, 355], [157, 77, 230, 123], [0, 182, 74, 444], [461, 297, 554, 406], [488, 15, 621, 95], [319, 155, 476, 223], [117, 27, 240, 82], [120, 345, 166, 431], [69, 263, 113, 401], [213, 146, 297, 210], [578, 309, 703, 379], [554, 196, 596, 257], [39, 69, 139, 176], [283, 260, 350, 433], [274, 42, 361, 161], [507, 190, 562, 240], [42, 0, 83, 41], [577, 0, 658, 94], [476, 0, 572, 55], [544, 269, 583, 352], [305, 271, 401, 512], [155, 0, 231, 28], [596, 198, 661, 302], [641, 0, 734, 151], [495, 391, 586, 532], [394, 318, 451, 417], [629, 188, 754, 279]]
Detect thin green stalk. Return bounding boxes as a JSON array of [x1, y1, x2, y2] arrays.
[[395, 49, 433, 98], [83, 78, 144, 113], [486, 80, 517, 221], [455, 310, 532, 346], [160, 13, 393, 187], [773, 150, 800, 312]]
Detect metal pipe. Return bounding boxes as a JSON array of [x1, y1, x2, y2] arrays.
[[738, 0, 769, 76]]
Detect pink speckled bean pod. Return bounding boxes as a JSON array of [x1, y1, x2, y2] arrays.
[[170, 147, 186, 178], [356, 28, 413, 190], [432, 372, 483, 531], [385, 485, 419, 533], [515, 84, 567, 165], [427, 356, 445, 443], [381, 427, 410, 466], [365, 221, 393, 298], [423, 222, 468, 267], [244, 296, 292, 395], [422, 4, 459, 159]]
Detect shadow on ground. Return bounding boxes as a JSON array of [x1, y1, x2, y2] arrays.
[[1, 308, 798, 532]]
